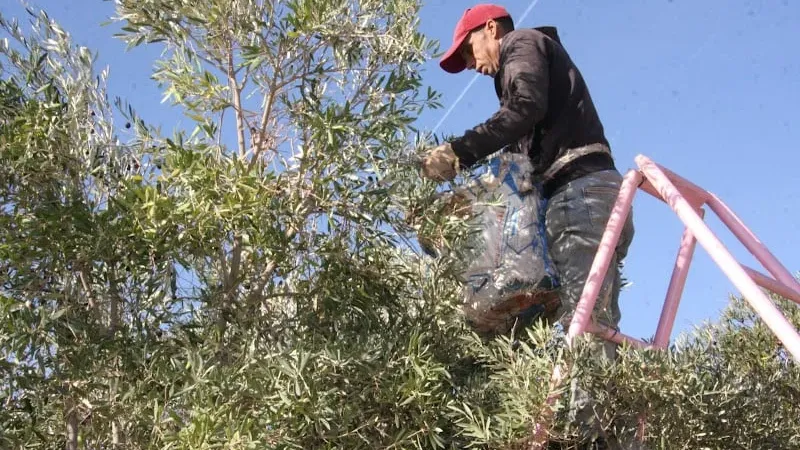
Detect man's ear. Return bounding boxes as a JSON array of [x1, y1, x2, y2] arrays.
[[486, 19, 499, 39]]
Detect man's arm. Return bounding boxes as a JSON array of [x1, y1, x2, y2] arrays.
[[450, 32, 550, 169]]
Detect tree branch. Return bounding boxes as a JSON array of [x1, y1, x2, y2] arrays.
[[228, 235, 242, 294], [108, 271, 121, 334], [78, 269, 96, 309], [228, 40, 247, 160], [245, 258, 277, 310], [65, 395, 78, 450]]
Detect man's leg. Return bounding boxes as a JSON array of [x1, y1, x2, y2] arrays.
[[544, 169, 635, 445]]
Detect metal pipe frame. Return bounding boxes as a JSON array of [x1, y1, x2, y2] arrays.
[[532, 154, 800, 448]]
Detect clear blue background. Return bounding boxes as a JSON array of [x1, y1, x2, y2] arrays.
[[3, 0, 798, 342]]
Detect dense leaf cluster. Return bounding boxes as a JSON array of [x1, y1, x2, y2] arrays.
[[1, 3, 798, 449]]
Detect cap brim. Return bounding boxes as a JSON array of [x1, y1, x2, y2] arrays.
[[439, 36, 467, 73]]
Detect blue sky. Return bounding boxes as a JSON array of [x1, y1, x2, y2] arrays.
[[2, 0, 798, 343]]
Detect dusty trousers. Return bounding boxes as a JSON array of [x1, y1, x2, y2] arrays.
[[543, 168, 636, 445]]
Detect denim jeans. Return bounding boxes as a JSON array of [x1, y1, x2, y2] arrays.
[[544, 168, 634, 331], [544, 168, 636, 446]]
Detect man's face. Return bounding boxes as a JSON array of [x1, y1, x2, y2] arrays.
[[459, 20, 502, 77]]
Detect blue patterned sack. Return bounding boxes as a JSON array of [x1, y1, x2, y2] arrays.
[[453, 152, 560, 335]]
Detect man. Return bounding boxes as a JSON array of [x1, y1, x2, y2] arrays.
[[421, 4, 636, 448]]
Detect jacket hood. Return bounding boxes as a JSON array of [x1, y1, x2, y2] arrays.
[[534, 26, 561, 44]]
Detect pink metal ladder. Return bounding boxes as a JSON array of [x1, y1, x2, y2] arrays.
[[530, 154, 800, 447]]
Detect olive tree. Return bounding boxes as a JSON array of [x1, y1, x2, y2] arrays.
[[2, 2, 798, 449], [2, 1, 475, 448]]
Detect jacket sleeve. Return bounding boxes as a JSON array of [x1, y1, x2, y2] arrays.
[[450, 32, 549, 169]]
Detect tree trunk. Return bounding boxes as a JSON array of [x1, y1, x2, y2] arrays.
[[112, 419, 122, 448], [65, 396, 79, 450]]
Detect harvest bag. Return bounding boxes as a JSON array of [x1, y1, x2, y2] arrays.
[[454, 152, 560, 335]]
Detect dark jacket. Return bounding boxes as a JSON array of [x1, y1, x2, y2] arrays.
[[450, 27, 614, 194]]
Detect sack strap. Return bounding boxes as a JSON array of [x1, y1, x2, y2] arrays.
[[542, 143, 611, 180]]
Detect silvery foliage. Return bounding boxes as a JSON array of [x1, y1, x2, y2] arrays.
[[2, 2, 799, 449]]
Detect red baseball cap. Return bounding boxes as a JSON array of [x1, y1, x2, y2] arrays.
[[439, 4, 512, 74]]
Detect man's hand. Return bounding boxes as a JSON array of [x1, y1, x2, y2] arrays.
[[421, 143, 459, 181]]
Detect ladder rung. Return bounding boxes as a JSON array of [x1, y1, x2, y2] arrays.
[[587, 322, 649, 348], [742, 265, 800, 305]]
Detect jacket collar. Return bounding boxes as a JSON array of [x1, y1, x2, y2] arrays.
[[534, 26, 561, 44]]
